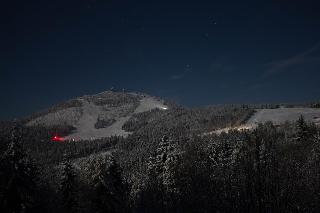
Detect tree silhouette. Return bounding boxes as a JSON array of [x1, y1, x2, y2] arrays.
[[296, 115, 309, 142], [146, 135, 181, 212], [60, 154, 78, 213], [91, 155, 128, 213], [0, 123, 39, 213]]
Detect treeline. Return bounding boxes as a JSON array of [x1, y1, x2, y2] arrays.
[[22, 99, 84, 123], [82, 91, 141, 107]]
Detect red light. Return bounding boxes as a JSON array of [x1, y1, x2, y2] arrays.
[[51, 135, 64, 142]]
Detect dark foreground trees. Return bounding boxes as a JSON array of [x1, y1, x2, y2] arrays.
[[140, 136, 181, 212], [131, 121, 320, 212], [0, 124, 40, 213], [59, 154, 78, 213], [91, 155, 129, 213], [1, 118, 320, 212]]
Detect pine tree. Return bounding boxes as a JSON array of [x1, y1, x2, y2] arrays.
[[91, 155, 128, 213], [146, 135, 181, 212], [0, 123, 39, 213], [296, 115, 309, 142], [60, 154, 78, 213], [311, 131, 320, 211]]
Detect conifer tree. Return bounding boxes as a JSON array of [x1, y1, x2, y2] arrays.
[[0, 123, 39, 213], [91, 155, 128, 213], [296, 115, 309, 142], [311, 131, 320, 210], [60, 154, 78, 213], [146, 135, 181, 212]]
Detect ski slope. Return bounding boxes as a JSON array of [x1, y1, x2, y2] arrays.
[[247, 108, 320, 126], [27, 92, 168, 141], [65, 96, 168, 140], [206, 107, 320, 135]]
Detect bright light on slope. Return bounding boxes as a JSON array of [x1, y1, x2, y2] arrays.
[[51, 135, 65, 142]]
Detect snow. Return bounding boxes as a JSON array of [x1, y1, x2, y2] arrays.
[[28, 94, 169, 141], [204, 107, 320, 135], [247, 108, 320, 126], [72, 150, 113, 172], [65, 96, 168, 140], [26, 107, 83, 127], [64, 100, 131, 140], [203, 125, 253, 135], [66, 98, 166, 140], [133, 96, 168, 113]]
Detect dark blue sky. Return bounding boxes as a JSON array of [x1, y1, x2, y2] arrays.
[[1, 0, 320, 119]]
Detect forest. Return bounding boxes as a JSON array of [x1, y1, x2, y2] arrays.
[[1, 106, 320, 213]]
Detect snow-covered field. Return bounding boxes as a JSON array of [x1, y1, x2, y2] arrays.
[[247, 108, 320, 126], [205, 107, 320, 135]]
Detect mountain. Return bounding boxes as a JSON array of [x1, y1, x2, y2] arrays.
[[24, 90, 320, 140], [25, 91, 169, 140]]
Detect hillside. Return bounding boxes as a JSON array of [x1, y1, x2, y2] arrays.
[[23, 90, 320, 139], [206, 106, 320, 135], [26, 91, 168, 140], [247, 107, 320, 126]]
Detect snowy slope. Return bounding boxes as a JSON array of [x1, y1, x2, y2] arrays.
[[206, 107, 320, 135], [247, 108, 320, 126], [65, 96, 168, 140], [26, 91, 168, 140]]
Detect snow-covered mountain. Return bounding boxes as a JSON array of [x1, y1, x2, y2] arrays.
[[25, 90, 320, 139], [26, 91, 168, 140]]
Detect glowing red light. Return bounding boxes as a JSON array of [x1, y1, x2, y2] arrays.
[[51, 135, 64, 142]]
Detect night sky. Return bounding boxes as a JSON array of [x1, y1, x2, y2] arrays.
[[1, 0, 320, 119]]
